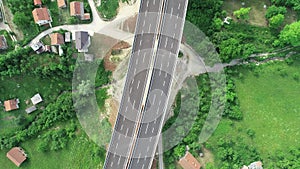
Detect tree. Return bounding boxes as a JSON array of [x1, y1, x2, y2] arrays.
[[265, 5, 287, 19], [279, 21, 300, 46], [12, 12, 31, 30], [233, 7, 251, 21], [269, 14, 285, 28]]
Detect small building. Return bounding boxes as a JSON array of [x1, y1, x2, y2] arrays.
[[25, 106, 37, 114], [31, 93, 43, 105], [57, 0, 67, 8], [70, 1, 84, 18], [50, 33, 64, 46], [75, 31, 90, 52], [4, 99, 20, 112], [65, 32, 71, 42], [83, 13, 91, 20], [6, 147, 27, 167], [33, 0, 42, 6], [84, 53, 94, 61], [32, 8, 52, 26], [31, 41, 45, 54], [178, 151, 201, 169], [0, 35, 8, 50], [58, 45, 64, 56]]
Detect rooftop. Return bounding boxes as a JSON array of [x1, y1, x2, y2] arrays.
[[32, 8, 51, 23], [50, 33, 64, 45], [70, 1, 84, 16], [31, 93, 43, 105], [178, 151, 201, 169], [57, 0, 66, 8], [6, 147, 27, 167], [33, 0, 42, 6], [4, 99, 19, 112]]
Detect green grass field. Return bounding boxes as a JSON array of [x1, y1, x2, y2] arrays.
[[0, 75, 70, 136], [206, 56, 300, 167], [234, 59, 300, 157], [0, 126, 104, 169]]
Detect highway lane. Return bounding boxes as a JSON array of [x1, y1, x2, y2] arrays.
[[127, 0, 189, 168], [104, 0, 166, 168]]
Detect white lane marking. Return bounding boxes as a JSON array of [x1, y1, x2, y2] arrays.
[[163, 80, 166, 86], [145, 123, 149, 134], [146, 0, 149, 7], [118, 134, 121, 140], [126, 128, 129, 136], [125, 106, 128, 113], [171, 42, 174, 49], [142, 52, 146, 63], [137, 153, 141, 163], [147, 146, 150, 152], [156, 107, 160, 115], [133, 100, 136, 108], [149, 136, 153, 142], [153, 94, 156, 104], [129, 87, 132, 94], [165, 37, 168, 48], [142, 164, 145, 169], [175, 23, 177, 29], [173, 33, 175, 39], [167, 61, 170, 67], [120, 124, 124, 131], [165, 72, 168, 78], [158, 100, 161, 106], [117, 157, 121, 165], [116, 143, 119, 149], [153, 0, 156, 5], [110, 161, 113, 167], [178, 3, 181, 10], [143, 20, 145, 27], [137, 80, 140, 89], [152, 127, 154, 133], [139, 39, 142, 46], [134, 68, 136, 74]]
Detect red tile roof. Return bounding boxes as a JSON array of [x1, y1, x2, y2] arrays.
[[33, 0, 42, 6], [50, 33, 64, 45], [6, 147, 27, 167], [178, 152, 201, 169], [70, 1, 83, 16], [57, 0, 66, 8], [4, 99, 19, 111], [32, 8, 51, 23]]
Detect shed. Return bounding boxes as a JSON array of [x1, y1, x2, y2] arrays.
[[6, 147, 27, 167], [4, 99, 20, 112], [65, 32, 71, 42], [31, 93, 43, 105], [25, 106, 37, 114]]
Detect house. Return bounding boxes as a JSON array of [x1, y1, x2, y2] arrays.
[[32, 8, 52, 26], [50, 33, 64, 46], [33, 0, 42, 6], [25, 106, 37, 114], [57, 0, 66, 8], [0, 35, 8, 50], [178, 151, 201, 169], [4, 99, 20, 112], [65, 32, 71, 42], [31, 41, 45, 54], [75, 31, 90, 52], [70, 1, 84, 18], [6, 147, 27, 167], [31, 93, 43, 105]]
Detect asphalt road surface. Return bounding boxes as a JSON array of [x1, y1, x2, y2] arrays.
[[104, 0, 188, 168], [104, 0, 166, 168]]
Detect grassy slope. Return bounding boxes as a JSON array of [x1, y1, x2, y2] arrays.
[[234, 59, 300, 158], [0, 75, 70, 135], [0, 128, 103, 169]]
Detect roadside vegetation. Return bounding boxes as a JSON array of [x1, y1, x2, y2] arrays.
[[163, 0, 300, 168]]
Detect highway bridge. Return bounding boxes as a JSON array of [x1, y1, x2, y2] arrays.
[[104, 0, 188, 168]]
